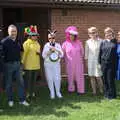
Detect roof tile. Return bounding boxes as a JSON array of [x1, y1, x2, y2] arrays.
[[53, 0, 120, 4]]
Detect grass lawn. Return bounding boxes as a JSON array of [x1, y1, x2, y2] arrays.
[[0, 80, 120, 120]]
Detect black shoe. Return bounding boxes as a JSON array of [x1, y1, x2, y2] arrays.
[[77, 93, 85, 96], [92, 93, 97, 96], [27, 96, 32, 102], [68, 91, 74, 94]]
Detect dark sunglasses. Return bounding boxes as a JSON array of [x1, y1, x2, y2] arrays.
[[49, 37, 55, 40], [89, 32, 96, 34]]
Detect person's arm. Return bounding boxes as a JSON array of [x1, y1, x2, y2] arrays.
[[36, 42, 41, 55], [55, 44, 64, 58], [42, 44, 51, 59], [80, 41, 84, 58], [98, 42, 103, 65], [85, 41, 88, 60], [62, 42, 66, 53], [85, 41, 89, 68], [1, 38, 7, 62], [61, 42, 66, 63], [115, 43, 118, 72], [84, 41, 88, 74], [0, 41, 4, 62], [21, 42, 29, 64]]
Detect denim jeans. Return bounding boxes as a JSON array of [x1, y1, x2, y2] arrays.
[[4, 61, 25, 102]]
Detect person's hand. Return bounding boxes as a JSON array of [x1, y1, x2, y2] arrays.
[[50, 47, 56, 52], [20, 63, 25, 76], [56, 50, 61, 55], [36, 50, 40, 55], [85, 60, 88, 68], [97, 64, 101, 69], [20, 63, 24, 71], [85, 60, 88, 72], [47, 51, 52, 56]]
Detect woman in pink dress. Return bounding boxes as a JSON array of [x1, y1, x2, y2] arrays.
[[62, 26, 85, 94]]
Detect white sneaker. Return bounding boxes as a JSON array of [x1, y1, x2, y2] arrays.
[[50, 93, 55, 99], [19, 101, 30, 106], [50, 96, 55, 99], [8, 101, 14, 107], [57, 93, 63, 99], [32, 93, 36, 97]]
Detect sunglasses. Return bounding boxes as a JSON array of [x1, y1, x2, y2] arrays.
[[89, 32, 96, 34], [105, 33, 113, 36], [31, 35, 38, 36], [49, 37, 55, 40]]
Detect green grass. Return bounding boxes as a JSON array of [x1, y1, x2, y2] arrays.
[[0, 80, 120, 120]]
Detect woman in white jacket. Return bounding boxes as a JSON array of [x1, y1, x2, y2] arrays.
[[42, 30, 64, 99], [85, 27, 103, 95]]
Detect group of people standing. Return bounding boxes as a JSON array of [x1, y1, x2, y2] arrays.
[[0, 24, 120, 107], [85, 27, 117, 100]]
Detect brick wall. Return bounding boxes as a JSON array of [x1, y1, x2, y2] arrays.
[[51, 9, 120, 42], [51, 8, 120, 75]]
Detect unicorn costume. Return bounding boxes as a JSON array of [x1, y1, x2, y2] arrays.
[[42, 30, 64, 99], [62, 26, 85, 94]]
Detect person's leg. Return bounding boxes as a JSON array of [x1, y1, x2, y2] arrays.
[[31, 70, 38, 97], [2, 65, 6, 91], [67, 63, 75, 93], [88, 61, 97, 95], [0, 73, 3, 92], [75, 63, 85, 94], [14, 62, 25, 102], [96, 77, 103, 94], [5, 63, 14, 102], [54, 63, 62, 98], [107, 67, 116, 99], [44, 63, 55, 99], [101, 64, 109, 98], [24, 70, 31, 97], [0, 62, 4, 91], [90, 77, 97, 95], [23, 70, 28, 92], [15, 62, 29, 106], [26, 71, 33, 97]]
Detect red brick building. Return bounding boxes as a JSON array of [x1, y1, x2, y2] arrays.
[[0, 0, 120, 77]]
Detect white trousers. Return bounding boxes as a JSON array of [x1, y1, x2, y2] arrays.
[[44, 62, 61, 97]]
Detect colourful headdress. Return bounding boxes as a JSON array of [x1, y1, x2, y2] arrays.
[[65, 26, 78, 41], [24, 25, 39, 36], [65, 26, 78, 35]]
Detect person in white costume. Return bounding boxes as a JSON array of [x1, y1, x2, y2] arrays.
[[85, 27, 103, 95], [42, 30, 64, 99]]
